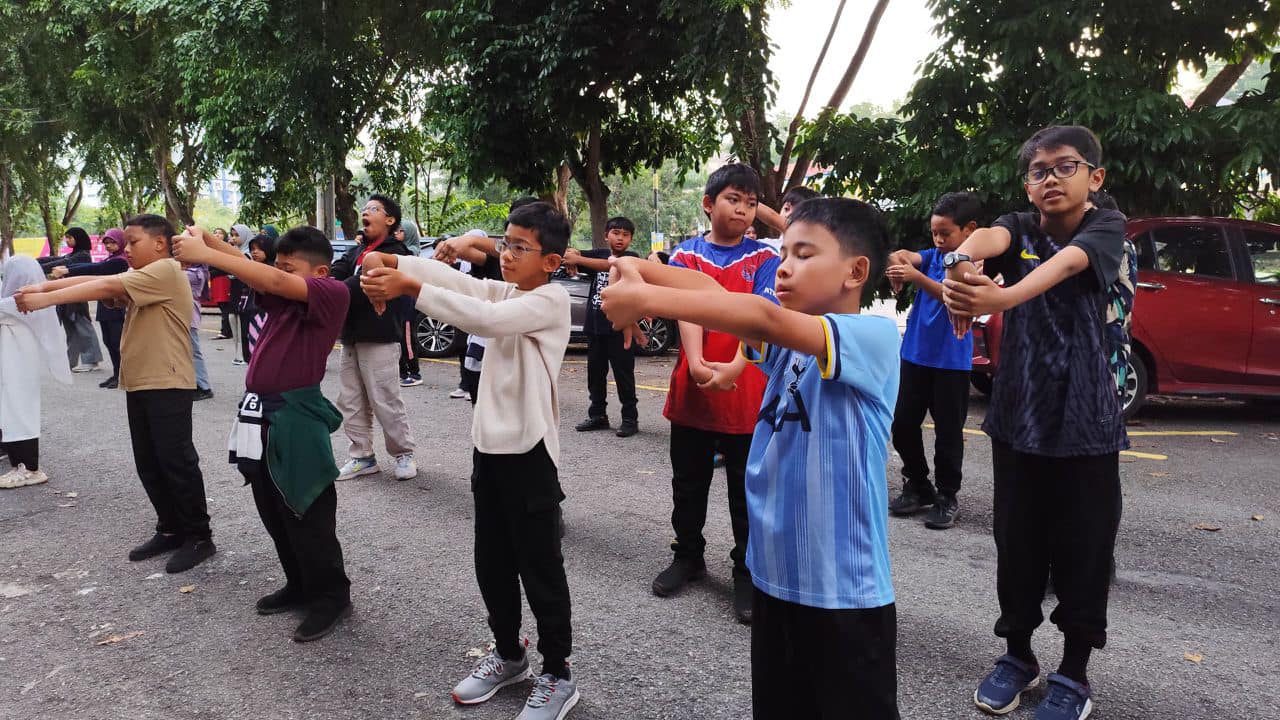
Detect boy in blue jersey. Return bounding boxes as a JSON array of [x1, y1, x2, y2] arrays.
[[943, 126, 1127, 720], [884, 191, 983, 529], [602, 197, 901, 719]]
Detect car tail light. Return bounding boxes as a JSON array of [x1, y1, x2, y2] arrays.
[[973, 325, 988, 357]]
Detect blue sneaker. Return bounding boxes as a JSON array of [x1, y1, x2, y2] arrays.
[[1034, 673, 1093, 720], [974, 654, 1041, 715]]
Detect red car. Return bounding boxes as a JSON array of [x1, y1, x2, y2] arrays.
[[971, 216, 1280, 418]]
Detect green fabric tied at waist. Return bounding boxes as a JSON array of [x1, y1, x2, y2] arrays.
[[266, 385, 342, 516]]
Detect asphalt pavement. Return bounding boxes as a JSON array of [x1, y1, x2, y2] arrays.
[[2, 322, 1278, 719]]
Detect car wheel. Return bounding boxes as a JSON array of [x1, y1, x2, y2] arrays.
[[635, 317, 675, 356], [414, 313, 463, 358], [1121, 353, 1147, 420], [970, 372, 993, 396]]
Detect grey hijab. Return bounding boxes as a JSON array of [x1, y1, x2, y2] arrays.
[[400, 219, 421, 254], [231, 224, 254, 256]]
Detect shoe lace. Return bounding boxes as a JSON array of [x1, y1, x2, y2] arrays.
[[990, 659, 1026, 687], [470, 653, 504, 680], [525, 674, 558, 708]]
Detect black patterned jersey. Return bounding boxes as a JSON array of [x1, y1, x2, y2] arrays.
[[982, 209, 1131, 457]]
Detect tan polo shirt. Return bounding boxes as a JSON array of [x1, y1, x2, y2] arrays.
[[119, 258, 196, 392]]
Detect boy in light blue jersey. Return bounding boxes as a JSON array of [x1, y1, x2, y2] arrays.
[[602, 197, 901, 719]]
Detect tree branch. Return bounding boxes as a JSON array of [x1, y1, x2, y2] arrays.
[[1192, 52, 1255, 110], [773, 0, 846, 194]]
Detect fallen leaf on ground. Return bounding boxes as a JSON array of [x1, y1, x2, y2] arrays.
[[413, 691, 431, 699], [465, 647, 486, 658], [1209, 437, 1226, 444], [636, 470, 656, 475], [145, 573, 164, 580], [1252, 514, 1265, 522], [178, 585, 195, 594], [1148, 472, 1168, 478], [95, 631, 144, 646], [64, 492, 78, 498], [1183, 652, 1203, 663], [1192, 522, 1221, 532]]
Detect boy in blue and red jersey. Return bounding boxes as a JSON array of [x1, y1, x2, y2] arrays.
[[650, 163, 780, 625]]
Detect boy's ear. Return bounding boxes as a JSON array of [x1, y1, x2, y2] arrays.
[[962, 220, 979, 235], [1088, 166, 1106, 192], [542, 253, 563, 274], [313, 264, 331, 278], [701, 194, 714, 216], [843, 255, 870, 293]]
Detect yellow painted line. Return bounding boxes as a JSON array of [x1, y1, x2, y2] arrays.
[[1125, 430, 1236, 437], [621, 381, 671, 393], [1121, 450, 1168, 460], [926, 424, 1168, 460], [422, 357, 459, 366]]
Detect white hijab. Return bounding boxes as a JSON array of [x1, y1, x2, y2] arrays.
[[0, 256, 72, 385]]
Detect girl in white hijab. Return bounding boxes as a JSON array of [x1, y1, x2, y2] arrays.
[[0, 256, 72, 488]]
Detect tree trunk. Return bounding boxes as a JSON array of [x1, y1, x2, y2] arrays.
[[152, 132, 186, 226], [440, 169, 458, 219], [568, 122, 610, 247], [1192, 52, 1255, 110], [772, 0, 846, 197], [38, 192, 56, 250], [785, 0, 890, 193], [0, 164, 14, 258], [62, 174, 84, 227], [552, 163, 572, 218], [334, 167, 359, 241]]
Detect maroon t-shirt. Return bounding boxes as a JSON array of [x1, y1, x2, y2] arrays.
[[245, 276, 349, 395]]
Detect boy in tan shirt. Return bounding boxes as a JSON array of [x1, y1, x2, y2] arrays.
[[17, 214, 214, 573]]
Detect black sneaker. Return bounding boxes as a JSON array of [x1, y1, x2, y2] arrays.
[[732, 569, 753, 625], [575, 416, 610, 432], [193, 388, 214, 401], [888, 485, 936, 516], [924, 494, 959, 529], [616, 420, 639, 438], [128, 532, 184, 561], [98, 376, 118, 389], [652, 558, 706, 597], [165, 538, 216, 573], [293, 601, 352, 642], [256, 586, 304, 615]]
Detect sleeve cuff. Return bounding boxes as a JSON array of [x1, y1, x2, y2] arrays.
[[817, 315, 838, 380], [741, 340, 769, 365]]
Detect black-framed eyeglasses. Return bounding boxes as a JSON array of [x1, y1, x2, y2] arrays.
[[1024, 160, 1096, 185], [496, 238, 542, 259]]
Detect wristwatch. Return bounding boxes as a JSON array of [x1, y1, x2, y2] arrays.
[[942, 252, 972, 269]]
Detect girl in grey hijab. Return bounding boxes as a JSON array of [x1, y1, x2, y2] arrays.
[[396, 219, 422, 255]]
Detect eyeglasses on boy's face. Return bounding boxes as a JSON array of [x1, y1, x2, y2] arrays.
[[496, 238, 543, 259], [1024, 160, 1096, 185]]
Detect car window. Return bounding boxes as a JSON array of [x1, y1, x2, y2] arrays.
[[1243, 229, 1280, 286], [1150, 225, 1234, 279], [1133, 231, 1156, 270]]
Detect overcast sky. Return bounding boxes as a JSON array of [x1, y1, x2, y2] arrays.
[[767, 0, 939, 117]]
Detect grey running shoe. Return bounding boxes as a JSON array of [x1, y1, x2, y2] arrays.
[[516, 673, 580, 720], [451, 649, 532, 705]]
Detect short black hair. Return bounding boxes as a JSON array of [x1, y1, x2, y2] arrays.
[[1018, 125, 1103, 172], [704, 163, 762, 202], [368, 193, 402, 231], [931, 191, 984, 227], [506, 201, 570, 257], [1089, 190, 1120, 211], [275, 226, 334, 266], [510, 195, 541, 213], [125, 214, 177, 240], [781, 186, 820, 207], [605, 216, 635, 234], [787, 198, 889, 300]]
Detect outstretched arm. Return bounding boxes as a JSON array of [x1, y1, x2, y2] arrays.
[[172, 227, 310, 302], [15, 276, 127, 312], [943, 246, 1090, 318], [602, 263, 827, 361], [942, 226, 1013, 336]]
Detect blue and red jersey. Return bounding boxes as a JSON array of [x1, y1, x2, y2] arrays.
[[664, 236, 780, 434]]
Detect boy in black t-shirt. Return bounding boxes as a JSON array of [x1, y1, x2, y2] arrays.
[[941, 125, 1126, 720], [565, 216, 642, 438]]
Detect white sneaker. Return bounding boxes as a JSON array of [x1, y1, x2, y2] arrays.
[[394, 454, 418, 481], [0, 465, 49, 489], [231, 358, 248, 367], [449, 388, 470, 400], [72, 363, 101, 373], [337, 456, 379, 481]]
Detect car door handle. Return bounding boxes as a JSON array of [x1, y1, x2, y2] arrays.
[[1137, 282, 1165, 291], [1262, 297, 1280, 306]]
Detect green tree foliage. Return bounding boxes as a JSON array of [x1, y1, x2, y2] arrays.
[[797, 0, 1280, 249], [425, 0, 763, 245], [184, 0, 445, 236]]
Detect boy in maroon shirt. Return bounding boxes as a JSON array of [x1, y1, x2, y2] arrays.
[[175, 225, 353, 643]]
